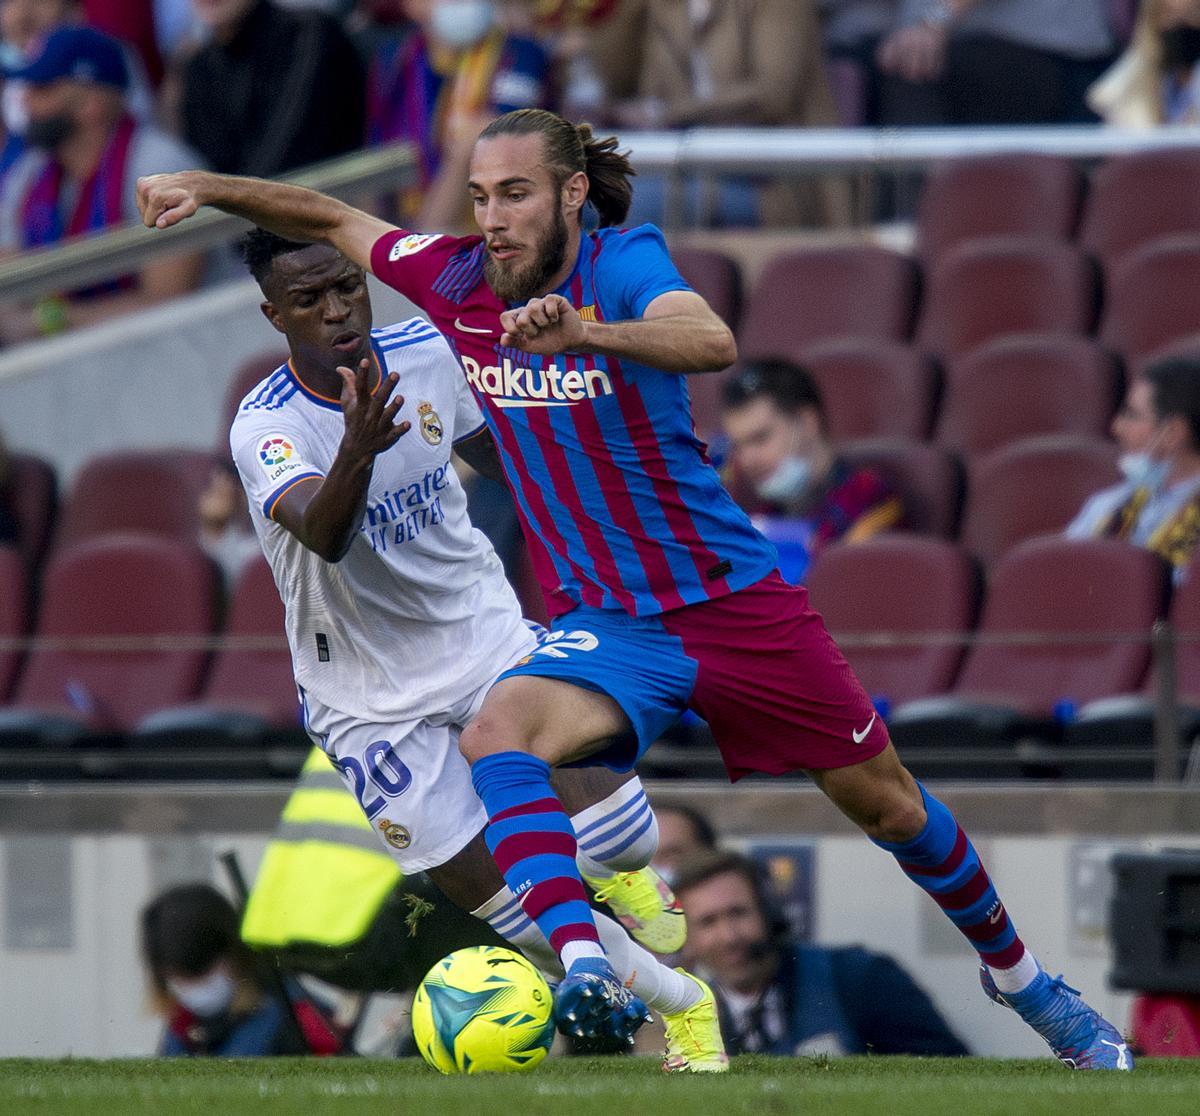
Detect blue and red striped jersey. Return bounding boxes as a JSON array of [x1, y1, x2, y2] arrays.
[[370, 223, 777, 617]]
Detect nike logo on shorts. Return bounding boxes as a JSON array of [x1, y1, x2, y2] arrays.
[[455, 317, 494, 335], [852, 714, 876, 744]]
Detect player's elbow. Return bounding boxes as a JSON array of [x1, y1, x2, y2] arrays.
[[704, 326, 737, 371]]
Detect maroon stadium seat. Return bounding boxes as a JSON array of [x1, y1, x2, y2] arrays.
[[840, 438, 964, 538], [3, 452, 57, 572], [916, 154, 1083, 265], [0, 546, 26, 702], [738, 246, 918, 359], [54, 448, 220, 554], [1099, 236, 1200, 364], [959, 435, 1121, 567], [797, 339, 937, 441], [916, 236, 1096, 360], [889, 539, 1168, 772], [220, 350, 289, 440], [1080, 150, 1200, 272], [936, 335, 1119, 457], [806, 536, 977, 705], [1129, 333, 1200, 378], [671, 246, 741, 330], [0, 535, 216, 738]]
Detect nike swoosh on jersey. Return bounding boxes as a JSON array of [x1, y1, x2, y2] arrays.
[[455, 317, 494, 335], [852, 714, 876, 744]]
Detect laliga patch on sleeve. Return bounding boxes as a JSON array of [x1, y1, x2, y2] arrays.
[[258, 434, 305, 483], [389, 233, 442, 261]]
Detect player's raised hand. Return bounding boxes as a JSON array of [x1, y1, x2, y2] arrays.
[[500, 295, 587, 355], [337, 359, 410, 461], [136, 171, 211, 230]]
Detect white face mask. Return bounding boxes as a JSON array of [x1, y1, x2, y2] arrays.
[[1118, 453, 1169, 491], [167, 966, 236, 1018], [755, 454, 811, 505], [430, 0, 496, 48]]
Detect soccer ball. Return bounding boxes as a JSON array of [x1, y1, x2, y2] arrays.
[[412, 945, 556, 1074]]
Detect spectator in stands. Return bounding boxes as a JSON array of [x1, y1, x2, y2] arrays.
[[0, 26, 204, 343], [141, 882, 341, 1056], [863, 0, 1118, 126], [1067, 357, 1200, 582], [197, 460, 261, 587], [365, 0, 551, 229], [181, 0, 364, 179], [585, 0, 848, 227], [720, 361, 902, 583], [1089, 0, 1200, 125], [652, 803, 718, 884], [674, 850, 968, 1058]]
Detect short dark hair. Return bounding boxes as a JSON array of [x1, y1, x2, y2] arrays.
[[238, 227, 315, 288], [672, 849, 790, 942], [659, 803, 718, 850], [1145, 355, 1200, 451], [721, 359, 826, 424], [141, 883, 247, 984]]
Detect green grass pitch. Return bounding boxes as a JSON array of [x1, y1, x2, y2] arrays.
[[3, 1056, 1198, 1116]]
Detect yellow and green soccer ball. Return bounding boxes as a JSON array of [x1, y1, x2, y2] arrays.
[[412, 945, 556, 1074]]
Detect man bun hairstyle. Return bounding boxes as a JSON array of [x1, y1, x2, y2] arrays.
[[478, 108, 635, 228]]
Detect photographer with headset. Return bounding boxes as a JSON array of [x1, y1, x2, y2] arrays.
[[672, 850, 968, 1057]]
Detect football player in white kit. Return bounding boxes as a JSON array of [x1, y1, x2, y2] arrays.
[[227, 229, 726, 1069]]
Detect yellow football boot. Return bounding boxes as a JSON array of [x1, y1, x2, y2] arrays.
[[584, 865, 687, 954], [662, 972, 729, 1073]]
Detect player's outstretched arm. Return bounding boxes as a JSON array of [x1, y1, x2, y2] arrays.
[[499, 290, 737, 375], [273, 359, 410, 562], [135, 171, 395, 276]]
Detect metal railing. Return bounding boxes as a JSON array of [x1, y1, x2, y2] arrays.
[[0, 142, 419, 303]]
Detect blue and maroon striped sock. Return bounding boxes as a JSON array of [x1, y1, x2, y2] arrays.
[[875, 784, 1030, 974], [471, 751, 604, 966]]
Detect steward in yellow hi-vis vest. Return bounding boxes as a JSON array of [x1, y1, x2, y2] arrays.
[[242, 748, 502, 991]]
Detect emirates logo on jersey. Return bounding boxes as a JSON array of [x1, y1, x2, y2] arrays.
[[459, 354, 613, 409]]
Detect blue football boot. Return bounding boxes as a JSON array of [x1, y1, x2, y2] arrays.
[[980, 966, 1133, 1070], [553, 956, 651, 1045]]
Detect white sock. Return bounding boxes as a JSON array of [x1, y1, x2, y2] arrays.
[[571, 777, 659, 876], [989, 949, 1041, 994], [559, 939, 608, 970], [472, 887, 701, 1013]]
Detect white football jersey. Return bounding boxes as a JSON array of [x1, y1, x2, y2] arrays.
[[230, 317, 533, 724]]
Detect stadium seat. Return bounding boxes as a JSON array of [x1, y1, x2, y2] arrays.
[[1099, 236, 1200, 364], [839, 439, 964, 538], [671, 246, 741, 330], [737, 245, 918, 359], [806, 535, 978, 706], [220, 349, 289, 439], [797, 339, 937, 442], [4, 452, 57, 573], [0, 546, 26, 702], [959, 435, 1121, 568], [936, 335, 1120, 457], [53, 448, 220, 554], [916, 236, 1097, 360], [916, 154, 1083, 265], [0, 535, 217, 750], [888, 538, 1169, 773], [1079, 150, 1200, 272], [1129, 332, 1200, 378]]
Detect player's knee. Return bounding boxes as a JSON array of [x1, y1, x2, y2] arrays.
[[859, 786, 927, 844], [459, 716, 514, 765]]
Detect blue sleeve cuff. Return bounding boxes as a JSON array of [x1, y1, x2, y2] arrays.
[[263, 471, 324, 519]]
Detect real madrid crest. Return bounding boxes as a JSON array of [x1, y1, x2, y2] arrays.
[[378, 818, 411, 850], [418, 401, 443, 446]]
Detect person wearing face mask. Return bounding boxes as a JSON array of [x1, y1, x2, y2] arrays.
[[0, 25, 204, 342], [141, 882, 343, 1056], [365, 0, 550, 229], [1089, 0, 1200, 125], [720, 360, 903, 583], [1066, 358, 1200, 581], [181, 0, 364, 180], [675, 850, 968, 1058]]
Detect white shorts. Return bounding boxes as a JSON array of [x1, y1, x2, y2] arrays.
[[299, 640, 533, 874]]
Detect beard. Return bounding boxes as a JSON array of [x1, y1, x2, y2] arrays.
[[484, 205, 569, 304], [24, 112, 76, 152]]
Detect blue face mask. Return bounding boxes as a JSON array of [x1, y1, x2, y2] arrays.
[[755, 455, 811, 505], [1119, 452, 1169, 492]]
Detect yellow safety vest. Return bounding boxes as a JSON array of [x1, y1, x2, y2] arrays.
[[242, 747, 402, 949]]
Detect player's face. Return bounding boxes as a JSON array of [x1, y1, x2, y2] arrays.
[[264, 245, 373, 374], [679, 872, 775, 994], [469, 134, 575, 304], [723, 398, 818, 489]]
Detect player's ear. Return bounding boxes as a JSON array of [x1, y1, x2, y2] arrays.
[[260, 300, 286, 336], [562, 170, 588, 220]]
